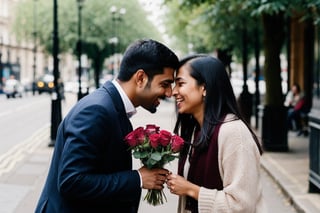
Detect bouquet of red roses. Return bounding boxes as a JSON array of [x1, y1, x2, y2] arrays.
[[124, 124, 184, 206]]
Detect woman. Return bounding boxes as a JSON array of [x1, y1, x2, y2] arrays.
[[284, 83, 305, 132], [284, 83, 302, 109], [166, 54, 267, 213]]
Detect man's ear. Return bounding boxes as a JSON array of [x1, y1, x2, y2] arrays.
[[135, 69, 148, 88]]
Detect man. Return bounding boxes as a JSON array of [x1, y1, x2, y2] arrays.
[[35, 39, 179, 212]]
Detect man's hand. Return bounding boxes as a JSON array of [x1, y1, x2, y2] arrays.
[[138, 167, 169, 190]]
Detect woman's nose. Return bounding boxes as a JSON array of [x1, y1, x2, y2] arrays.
[[172, 85, 178, 97]]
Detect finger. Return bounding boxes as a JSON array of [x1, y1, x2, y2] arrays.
[[157, 175, 167, 181], [156, 168, 169, 175], [167, 174, 173, 180], [157, 180, 165, 185], [154, 184, 164, 190], [170, 186, 175, 193], [170, 174, 177, 179]]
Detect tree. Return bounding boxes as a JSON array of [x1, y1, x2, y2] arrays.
[[164, 0, 320, 150], [12, 0, 162, 88]]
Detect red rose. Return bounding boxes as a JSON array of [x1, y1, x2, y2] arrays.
[[159, 130, 172, 146], [145, 124, 160, 135], [124, 124, 183, 206], [125, 127, 145, 147], [149, 133, 160, 148], [171, 135, 184, 152]]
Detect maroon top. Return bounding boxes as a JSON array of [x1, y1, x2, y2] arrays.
[[178, 122, 224, 213]]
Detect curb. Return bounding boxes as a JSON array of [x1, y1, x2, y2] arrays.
[[260, 156, 305, 213], [261, 153, 320, 213]]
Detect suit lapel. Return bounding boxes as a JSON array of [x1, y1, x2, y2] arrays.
[[103, 81, 133, 134]]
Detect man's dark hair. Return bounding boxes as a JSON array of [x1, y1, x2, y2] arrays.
[[117, 39, 179, 81]]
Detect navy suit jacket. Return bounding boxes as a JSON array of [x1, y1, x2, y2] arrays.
[[35, 81, 141, 213]]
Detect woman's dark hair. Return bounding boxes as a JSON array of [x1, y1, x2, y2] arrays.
[[174, 54, 263, 155], [117, 39, 179, 82]]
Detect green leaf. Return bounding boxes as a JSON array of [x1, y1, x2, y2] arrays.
[[140, 151, 148, 158], [133, 151, 142, 159], [151, 152, 162, 161], [146, 158, 158, 169]]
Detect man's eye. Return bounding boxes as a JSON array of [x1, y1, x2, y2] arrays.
[[161, 83, 170, 88]]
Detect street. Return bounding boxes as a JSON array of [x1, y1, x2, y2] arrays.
[[0, 92, 297, 212], [0, 92, 73, 155]]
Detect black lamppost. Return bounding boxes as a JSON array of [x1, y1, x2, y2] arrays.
[[49, 0, 62, 147], [108, 37, 118, 78], [76, 0, 84, 100], [32, 0, 38, 95], [109, 6, 125, 78], [117, 8, 126, 73], [7, 42, 11, 75]]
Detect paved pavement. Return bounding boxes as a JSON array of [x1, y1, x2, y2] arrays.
[[261, 131, 320, 213], [0, 93, 320, 212]]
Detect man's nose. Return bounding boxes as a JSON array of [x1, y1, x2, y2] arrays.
[[165, 87, 173, 97]]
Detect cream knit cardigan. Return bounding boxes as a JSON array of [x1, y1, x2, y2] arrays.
[[179, 115, 268, 213]]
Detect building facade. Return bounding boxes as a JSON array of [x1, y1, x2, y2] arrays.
[[0, 0, 77, 92]]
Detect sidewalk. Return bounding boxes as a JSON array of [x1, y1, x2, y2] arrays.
[[260, 131, 320, 213], [0, 94, 320, 212]]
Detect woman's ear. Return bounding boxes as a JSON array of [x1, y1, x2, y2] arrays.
[[202, 86, 206, 97]]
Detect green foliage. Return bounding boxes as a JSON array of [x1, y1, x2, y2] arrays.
[[164, 0, 320, 108], [164, 0, 320, 57], [12, 0, 162, 55], [132, 144, 179, 169], [12, 0, 163, 87], [165, 0, 260, 58]]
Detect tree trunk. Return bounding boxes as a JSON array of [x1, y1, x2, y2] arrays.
[[261, 13, 288, 151], [262, 13, 285, 106]]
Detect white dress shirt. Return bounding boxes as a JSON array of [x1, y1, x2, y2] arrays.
[[112, 80, 142, 187]]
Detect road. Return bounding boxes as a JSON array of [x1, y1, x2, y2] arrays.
[[0, 92, 297, 212], [0, 92, 74, 155]]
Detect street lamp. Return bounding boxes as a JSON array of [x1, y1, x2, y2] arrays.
[[117, 8, 126, 51], [49, 0, 62, 147], [32, 0, 38, 95], [76, 0, 85, 100], [108, 37, 118, 78], [109, 6, 125, 78]]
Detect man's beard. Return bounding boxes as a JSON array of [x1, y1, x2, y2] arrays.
[[148, 106, 157, 113], [146, 95, 166, 113]]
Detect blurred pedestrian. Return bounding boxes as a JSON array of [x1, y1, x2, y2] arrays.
[[35, 39, 179, 212], [284, 83, 302, 109], [166, 54, 267, 213], [284, 83, 306, 133]]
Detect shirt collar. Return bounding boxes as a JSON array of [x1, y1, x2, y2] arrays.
[[112, 79, 137, 118]]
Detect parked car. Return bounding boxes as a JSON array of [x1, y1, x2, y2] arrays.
[[36, 74, 55, 94], [3, 79, 24, 98]]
